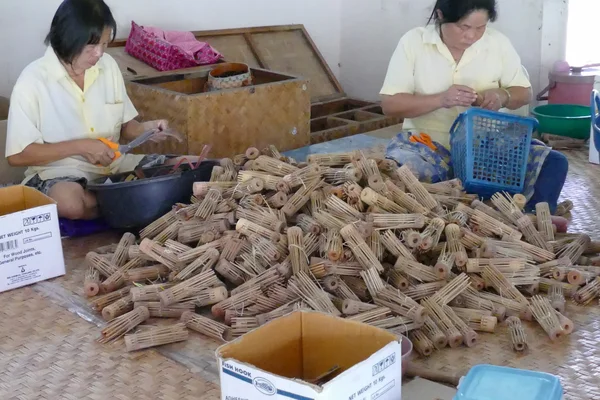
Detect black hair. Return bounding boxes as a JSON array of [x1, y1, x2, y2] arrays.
[[45, 0, 117, 64], [428, 0, 498, 25]]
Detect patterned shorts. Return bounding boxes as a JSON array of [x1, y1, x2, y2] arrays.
[[24, 154, 169, 195]]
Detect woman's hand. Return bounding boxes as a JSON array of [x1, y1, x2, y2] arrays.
[[476, 89, 509, 111], [77, 139, 115, 166], [143, 120, 184, 143], [440, 85, 478, 108]]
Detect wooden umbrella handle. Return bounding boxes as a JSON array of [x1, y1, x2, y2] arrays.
[[404, 363, 464, 387]]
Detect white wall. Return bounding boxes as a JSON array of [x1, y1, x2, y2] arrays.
[[339, 0, 567, 103], [0, 0, 342, 97]]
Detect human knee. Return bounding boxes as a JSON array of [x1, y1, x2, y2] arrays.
[[547, 150, 569, 174], [56, 196, 88, 220], [48, 183, 95, 220]]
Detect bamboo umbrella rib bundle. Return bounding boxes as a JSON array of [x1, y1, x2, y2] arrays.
[[86, 145, 600, 358], [506, 316, 528, 352]]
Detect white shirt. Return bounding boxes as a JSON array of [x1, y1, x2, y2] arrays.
[[6, 47, 144, 183]]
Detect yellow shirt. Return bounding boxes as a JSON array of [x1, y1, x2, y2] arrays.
[[380, 25, 531, 147], [5, 47, 145, 183]]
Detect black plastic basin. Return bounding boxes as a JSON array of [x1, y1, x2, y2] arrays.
[[87, 161, 217, 230]]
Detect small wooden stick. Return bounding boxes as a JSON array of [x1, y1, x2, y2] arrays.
[[98, 306, 150, 344], [506, 316, 528, 352]]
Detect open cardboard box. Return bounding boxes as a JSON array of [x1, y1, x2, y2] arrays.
[[0, 186, 64, 292], [216, 310, 402, 400]]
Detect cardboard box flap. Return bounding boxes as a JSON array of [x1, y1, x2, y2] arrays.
[[109, 24, 344, 102], [0, 186, 56, 218], [217, 310, 398, 386]]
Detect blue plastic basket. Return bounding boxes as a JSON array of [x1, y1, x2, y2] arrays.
[[450, 108, 538, 198]]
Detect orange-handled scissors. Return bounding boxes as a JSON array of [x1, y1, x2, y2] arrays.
[[409, 132, 437, 151], [97, 130, 156, 164]]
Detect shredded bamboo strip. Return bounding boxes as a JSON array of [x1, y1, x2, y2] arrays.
[[368, 231, 384, 262], [98, 306, 150, 344], [323, 167, 362, 184], [340, 224, 384, 273], [214, 259, 247, 286], [466, 258, 527, 274], [313, 210, 346, 231], [460, 228, 486, 250], [238, 171, 285, 192], [288, 272, 341, 315], [307, 153, 354, 167], [421, 298, 463, 348], [283, 164, 323, 189], [334, 279, 362, 301], [287, 227, 309, 275], [384, 180, 428, 214], [506, 316, 528, 352], [236, 207, 285, 233], [90, 287, 131, 312], [134, 301, 195, 318], [515, 216, 553, 252], [530, 296, 564, 341], [124, 323, 188, 352], [470, 209, 522, 240], [236, 218, 280, 242], [371, 214, 426, 230]]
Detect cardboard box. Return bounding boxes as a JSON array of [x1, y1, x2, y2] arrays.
[[0, 185, 65, 292], [216, 310, 402, 400]]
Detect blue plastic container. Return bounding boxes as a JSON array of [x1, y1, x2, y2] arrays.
[[450, 108, 538, 198], [454, 364, 563, 400]]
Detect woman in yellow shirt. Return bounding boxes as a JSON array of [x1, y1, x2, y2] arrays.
[[5, 0, 181, 220], [380, 0, 568, 213]]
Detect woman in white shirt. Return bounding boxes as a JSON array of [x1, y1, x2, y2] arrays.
[[6, 0, 181, 220], [380, 0, 568, 213]]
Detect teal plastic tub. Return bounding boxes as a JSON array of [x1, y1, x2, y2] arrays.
[[454, 365, 563, 400], [531, 104, 591, 140]]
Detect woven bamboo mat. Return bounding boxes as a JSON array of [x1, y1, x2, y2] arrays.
[[11, 147, 600, 399], [0, 287, 220, 400]]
